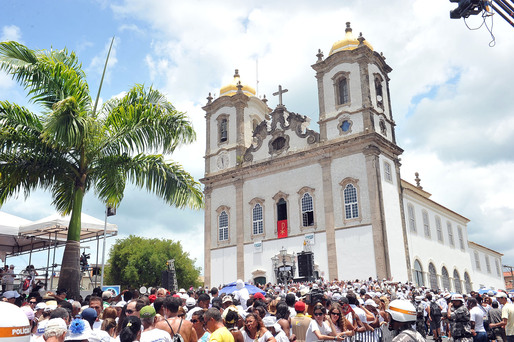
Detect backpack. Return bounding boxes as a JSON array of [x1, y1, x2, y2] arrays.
[[165, 317, 185, 342], [22, 278, 30, 291], [430, 301, 442, 317]]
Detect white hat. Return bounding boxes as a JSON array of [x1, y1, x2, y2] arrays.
[[332, 293, 342, 301], [451, 294, 465, 302], [186, 297, 196, 306], [180, 293, 189, 300], [35, 302, 47, 311], [386, 299, 416, 322], [179, 288, 186, 293], [44, 318, 68, 337], [65, 318, 92, 341], [496, 292, 508, 299], [115, 300, 127, 308], [222, 296, 233, 304], [262, 316, 277, 327], [3, 290, 20, 299], [364, 299, 378, 307]]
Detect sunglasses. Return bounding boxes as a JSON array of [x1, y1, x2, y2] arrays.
[[314, 312, 324, 316], [330, 312, 341, 316], [126, 310, 135, 314], [29, 301, 37, 304], [191, 319, 199, 323]]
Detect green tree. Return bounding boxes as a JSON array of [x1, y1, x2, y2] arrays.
[[0, 41, 203, 299], [105, 235, 200, 289]]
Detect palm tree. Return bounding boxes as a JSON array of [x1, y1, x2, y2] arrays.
[[0, 41, 203, 298]]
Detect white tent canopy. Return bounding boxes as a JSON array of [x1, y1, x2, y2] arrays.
[[19, 212, 118, 242], [0, 211, 33, 261]]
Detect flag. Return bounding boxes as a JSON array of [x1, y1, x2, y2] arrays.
[[277, 220, 288, 238]]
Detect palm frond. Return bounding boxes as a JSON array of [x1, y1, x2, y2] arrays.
[[100, 85, 196, 156], [121, 154, 203, 210]]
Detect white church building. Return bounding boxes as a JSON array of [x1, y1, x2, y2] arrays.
[[200, 23, 504, 292]]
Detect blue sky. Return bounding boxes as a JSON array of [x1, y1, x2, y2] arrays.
[[1, 0, 514, 283]]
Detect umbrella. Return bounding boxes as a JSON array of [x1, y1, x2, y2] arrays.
[[219, 281, 265, 295], [478, 288, 496, 295]]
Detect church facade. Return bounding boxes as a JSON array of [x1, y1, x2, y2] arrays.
[[200, 23, 504, 291]]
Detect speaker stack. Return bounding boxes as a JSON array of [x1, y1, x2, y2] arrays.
[[297, 251, 314, 280]]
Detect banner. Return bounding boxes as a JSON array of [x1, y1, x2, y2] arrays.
[[304, 233, 315, 245], [277, 220, 288, 238]]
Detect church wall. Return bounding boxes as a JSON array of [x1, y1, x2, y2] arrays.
[[330, 153, 371, 226], [335, 225, 377, 280], [367, 64, 390, 120], [210, 246, 237, 287], [325, 112, 365, 143], [322, 63, 362, 114], [242, 163, 325, 242], [243, 233, 328, 284], [468, 244, 504, 290], [379, 155, 409, 281], [210, 184, 237, 248], [403, 194, 475, 290], [243, 99, 267, 148], [208, 106, 237, 156]]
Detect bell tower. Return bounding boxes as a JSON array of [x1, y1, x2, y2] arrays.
[[312, 22, 396, 144]]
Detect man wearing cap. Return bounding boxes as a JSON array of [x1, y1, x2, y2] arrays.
[[140, 305, 173, 342], [494, 292, 514, 342], [291, 301, 311, 342], [43, 318, 68, 342], [222, 295, 233, 309], [386, 299, 425, 342], [3, 290, 20, 304], [448, 294, 473, 342]]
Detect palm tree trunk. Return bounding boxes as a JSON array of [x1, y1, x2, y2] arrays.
[[57, 189, 84, 299]]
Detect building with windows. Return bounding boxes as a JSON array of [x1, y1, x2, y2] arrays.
[[200, 23, 504, 291]]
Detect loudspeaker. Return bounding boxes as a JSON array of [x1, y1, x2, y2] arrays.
[[161, 270, 174, 291], [297, 252, 313, 278]]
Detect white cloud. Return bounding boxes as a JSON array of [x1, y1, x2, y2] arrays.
[[1, 25, 22, 42]]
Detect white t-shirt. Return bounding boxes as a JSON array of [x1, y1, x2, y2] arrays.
[[93, 319, 104, 330], [241, 329, 273, 342], [141, 328, 173, 342], [470, 306, 486, 333], [305, 320, 332, 342]]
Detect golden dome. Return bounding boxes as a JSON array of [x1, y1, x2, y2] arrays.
[[329, 22, 373, 56], [219, 69, 256, 97]]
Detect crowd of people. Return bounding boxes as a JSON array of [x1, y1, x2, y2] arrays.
[[3, 277, 514, 342]]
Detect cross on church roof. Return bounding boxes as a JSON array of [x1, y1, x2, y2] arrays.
[[272, 85, 288, 107]]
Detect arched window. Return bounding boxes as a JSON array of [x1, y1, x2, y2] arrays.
[[474, 251, 481, 270], [252, 204, 263, 235], [422, 210, 431, 238], [441, 267, 450, 291], [464, 272, 472, 294], [453, 269, 462, 293], [379, 120, 387, 136], [458, 226, 465, 250], [447, 222, 455, 247], [343, 184, 359, 219], [218, 211, 229, 241], [414, 260, 424, 287], [408, 203, 417, 233], [338, 77, 349, 105], [429, 263, 438, 290], [219, 118, 228, 143], [374, 75, 384, 109], [435, 216, 443, 243], [301, 193, 314, 227]]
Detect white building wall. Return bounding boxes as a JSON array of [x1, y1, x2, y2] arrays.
[[468, 245, 505, 290], [210, 185, 237, 248], [379, 156, 408, 281], [243, 164, 324, 242], [335, 225, 376, 280], [209, 107, 237, 155], [325, 112, 365, 143], [330, 154, 370, 226], [322, 63, 362, 116], [211, 246, 237, 287]]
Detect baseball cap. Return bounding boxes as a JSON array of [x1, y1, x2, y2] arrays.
[[496, 292, 508, 298], [140, 305, 156, 318], [222, 296, 233, 304], [35, 302, 47, 311], [44, 318, 68, 336], [186, 297, 196, 307], [364, 299, 378, 307], [115, 300, 127, 308], [3, 290, 20, 299], [253, 292, 265, 300], [294, 301, 306, 312], [451, 294, 464, 302], [81, 308, 97, 322]]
